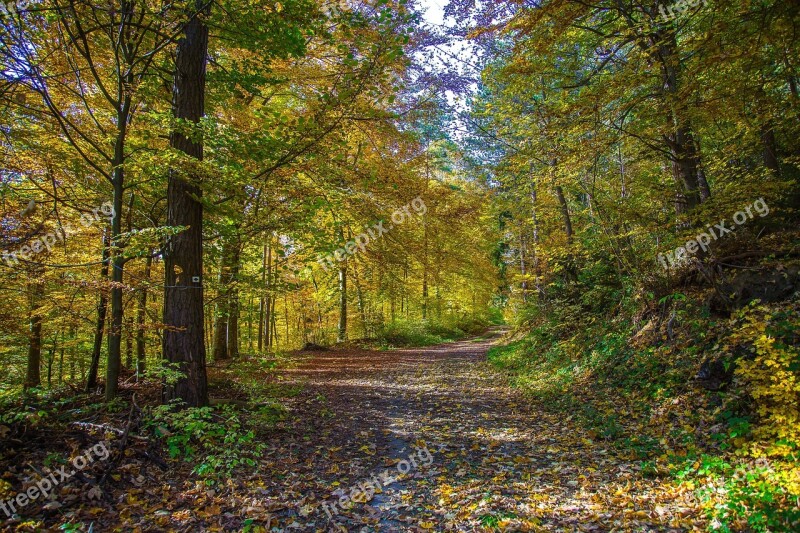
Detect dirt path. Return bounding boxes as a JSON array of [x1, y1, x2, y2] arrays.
[[256, 329, 702, 532], [0, 330, 707, 531]]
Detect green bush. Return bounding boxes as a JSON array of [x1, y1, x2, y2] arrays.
[[145, 402, 266, 484], [376, 315, 491, 347]]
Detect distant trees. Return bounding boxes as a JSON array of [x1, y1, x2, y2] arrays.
[[0, 1, 499, 401]]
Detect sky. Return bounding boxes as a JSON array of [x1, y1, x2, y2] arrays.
[[418, 0, 447, 26]]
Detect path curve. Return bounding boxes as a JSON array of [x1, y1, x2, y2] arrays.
[[257, 329, 700, 532]]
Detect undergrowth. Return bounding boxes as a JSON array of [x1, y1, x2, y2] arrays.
[[376, 311, 501, 348], [490, 286, 800, 531]]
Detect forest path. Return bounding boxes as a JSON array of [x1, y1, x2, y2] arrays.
[[258, 330, 703, 532]]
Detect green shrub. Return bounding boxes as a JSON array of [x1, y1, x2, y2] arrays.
[[145, 402, 266, 484], [376, 315, 491, 347]]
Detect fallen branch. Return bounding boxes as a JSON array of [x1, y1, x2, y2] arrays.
[[99, 394, 142, 486]]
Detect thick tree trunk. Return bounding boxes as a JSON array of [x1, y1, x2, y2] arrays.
[[163, 0, 210, 407], [87, 231, 110, 392], [24, 277, 44, 390], [655, 26, 708, 212], [668, 124, 703, 212]]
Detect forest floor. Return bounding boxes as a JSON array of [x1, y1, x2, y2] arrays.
[[1, 329, 708, 532], [228, 328, 706, 532]]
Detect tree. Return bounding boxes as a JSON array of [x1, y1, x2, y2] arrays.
[[162, 0, 211, 407]]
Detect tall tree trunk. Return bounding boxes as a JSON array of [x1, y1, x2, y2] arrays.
[[58, 331, 66, 384], [163, 0, 210, 407], [24, 276, 44, 390], [265, 243, 273, 348], [258, 243, 268, 351], [284, 293, 289, 346], [554, 185, 573, 242], [46, 332, 59, 388], [519, 233, 528, 302], [69, 326, 77, 382], [136, 253, 152, 376], [270, 296, 278, 347], [246, 295, 253, 351], [87, 231, 110, 392], [104, 50, 136, 399], [105, 109, 130, 401], [338, 263, 347, 342], [212, 242, 232, 360], [124, 316, 134, 369], [227, 237, 241, 358], [390, 279, 396, 322], [655, 25, 708, 211], [422, 224, 428, 320], [529, 179, 544, 299], [353, 263, 368, 337]]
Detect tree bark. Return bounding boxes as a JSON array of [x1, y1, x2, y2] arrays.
[[555, 185, 573, 242], [105, 87, 132, 401], [124, 316, 134, 369], [212, 242, 232, 360], [519, 233, 528, 302], [24, 276, 44, 390], [422, 224, 429, 320], [258, 243, 267, 351], [135, 253, 152, 376], [87, 231, 110, 392], [270, 295, 278, 347], [227, 237, 241, 358], [656, 26, 708, 211], [163, 0, 210, 407], [529, 179, 544, 299], [338, 263, 347, 342], [265, 242, 273, 348]]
